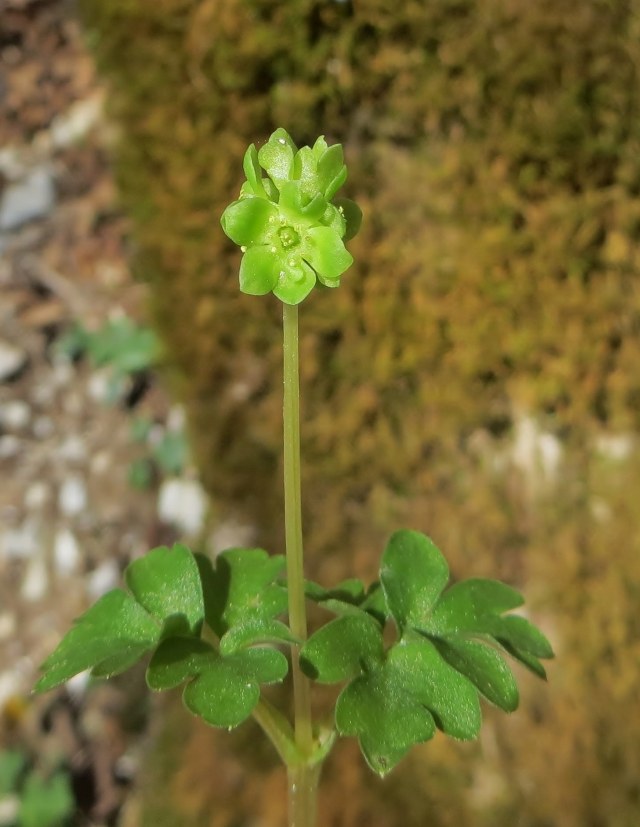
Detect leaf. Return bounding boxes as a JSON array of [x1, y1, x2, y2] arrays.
[[125, 544, 204, 637], [19, 772, 74, 827], [302, 226, 353, 284], [335, 668, 436, 776], [239, 245, 279, 295], [221, 197, 278, 247], [0, 750, 26, 795], [258, 129, 296, 191], [196, 549, 287, 637], [333, 197, 362, 240], [147, 637, 288, 728], [380, 530, 449, 631], [35, 590, 159, 692], [431, 636, 520, 712], [388, 638, 481, 739], [242, 144, 267, 199], [220, 618, 298, 655], [300, 614, 384, 683], [428, 578, 524, 632]]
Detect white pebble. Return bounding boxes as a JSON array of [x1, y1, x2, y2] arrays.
[[21, 557, 48, 601], [58, 475, 87, 517], [0, 611, 17, 641], [0, 399, 31, 430], [86, 558, 120, 599], [158, 477, 208, 537], [57, 435, 86, 462], [24, 481, 50, 510], [0, 435, 21, 458], [33, 415, 55, 439], [1, 519, 39, 559], [53, 528, 80, 575]]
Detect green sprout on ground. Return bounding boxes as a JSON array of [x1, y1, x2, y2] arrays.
[[36, 129, 553, 827]]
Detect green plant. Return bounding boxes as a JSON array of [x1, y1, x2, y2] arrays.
[[36, 130, 552, 827], [0, 750, 74, 827], [58, 316, 161, 403]]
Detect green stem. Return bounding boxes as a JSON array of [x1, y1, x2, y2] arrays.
[[283, 302, 316, 826], [252, 698, 299, 767]]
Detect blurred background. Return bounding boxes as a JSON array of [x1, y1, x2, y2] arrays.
[[1, 0, 640, 825]]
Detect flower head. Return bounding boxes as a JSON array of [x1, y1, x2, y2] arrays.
[[221, 128, 362, 305]]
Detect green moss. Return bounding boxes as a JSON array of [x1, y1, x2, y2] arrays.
[[79, 1, 640, 824]]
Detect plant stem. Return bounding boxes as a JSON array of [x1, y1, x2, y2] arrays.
[[283, 302, 316, 827]]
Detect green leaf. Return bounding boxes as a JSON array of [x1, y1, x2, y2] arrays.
[[19, 772, 74, 827], [0, 750, 26, 795], [35, 589, 159, 692], [258, 129, 296, 190], [272, 258, 316, 306], [85, 317, 160, 374], [428, 578, 524, 632], [125, 544, 204, 637], [431, 636, 520, 712], [389, 638, 481, 740], [220, 618, 298, 655], [242, 144, 267, 198], [301, 614, 384, 683], [302, 226, 353, 284], [335, 668, 436, 776], [195, 549, 287, 637], [148, 638, 288, 728], [221, 198, 278, 246], [152, 430, 188, 475], [317, 144, 346, 199], [239, 246, 279, 295], [146, 637, 214, 691], [335, 196, 363, 240], [380, 530, 449, 631]]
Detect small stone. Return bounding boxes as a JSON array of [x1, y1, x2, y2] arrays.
[[0, 166, 55, 231], [0, 435, 21, 458], [0, 339, 28, 382], [1, 518, 39, 559], [24, 481, 50, 510], [0, 399, 30, 430], [0, 612, 17, 641], [158, 477, 208, 537], [33, 415, 55, 439], [21, 557, 48, 601], [58, 475, 87, 517], [86, 558, 120, 599], [57, 435, 86, 463], [53, 528, 80, 575], [90, 451, 111, 475], [50, 94, 103, 149]]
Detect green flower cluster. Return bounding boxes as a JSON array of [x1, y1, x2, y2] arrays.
[[221, 128, 362, 305]]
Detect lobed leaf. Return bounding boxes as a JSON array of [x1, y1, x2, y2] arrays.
[[125, 543, 204, 637], [35, 589, 159, 692], [381, 530, 449, 631], [301, 614, 384, 683], [335, 668, 436, 776], [196, 548, 288, 637], [148, 637, 288, 728]]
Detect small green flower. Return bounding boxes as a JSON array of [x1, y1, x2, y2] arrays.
[[221, 128, 362, 305]]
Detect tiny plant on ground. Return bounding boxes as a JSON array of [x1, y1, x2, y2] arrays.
[[36, 129, 553, 827]]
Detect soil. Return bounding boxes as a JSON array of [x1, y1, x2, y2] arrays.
[[0, 2, 183, 823]]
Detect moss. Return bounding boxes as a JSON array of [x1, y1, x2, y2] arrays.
[[79, 1, 640, 824]]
